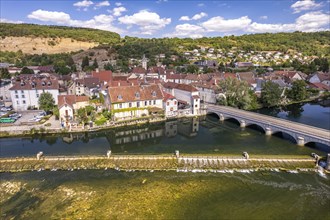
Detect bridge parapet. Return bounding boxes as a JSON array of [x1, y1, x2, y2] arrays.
[[207, 105, 330, 147]]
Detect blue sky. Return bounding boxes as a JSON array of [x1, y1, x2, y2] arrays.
[[1, 0, 329, 38]]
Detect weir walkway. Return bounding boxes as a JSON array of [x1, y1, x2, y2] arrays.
[[206, 104, 330, 147], [0, 155, 319, 172]]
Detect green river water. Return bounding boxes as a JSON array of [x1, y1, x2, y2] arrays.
[[0, 102, 329, 219]]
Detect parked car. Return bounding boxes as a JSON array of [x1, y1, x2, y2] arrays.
[[9, 113, 22, 118], [0, 107, 7, 111]]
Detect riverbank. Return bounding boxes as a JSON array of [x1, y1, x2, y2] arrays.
[[0, 154, 322, 173]]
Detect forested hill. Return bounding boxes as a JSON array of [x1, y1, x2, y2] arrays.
[[0, 23, 329, 59], [0, 23, 121, 44]]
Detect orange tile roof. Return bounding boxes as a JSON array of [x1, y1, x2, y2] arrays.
[[108, 84, 163, 103]]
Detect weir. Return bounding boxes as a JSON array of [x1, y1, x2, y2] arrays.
[[0, 154, 319, 173]]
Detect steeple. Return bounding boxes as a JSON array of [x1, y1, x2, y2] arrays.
[[142, 54, 148, 70]]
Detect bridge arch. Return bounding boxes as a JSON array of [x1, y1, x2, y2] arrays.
[[272, 131, 297, 144], [246, 123, 266, 133]]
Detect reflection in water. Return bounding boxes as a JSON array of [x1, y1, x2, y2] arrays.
[[0, 104, 329, 158], [255, 102, 330, 130]]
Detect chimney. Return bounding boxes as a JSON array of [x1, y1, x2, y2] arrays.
[[118, 82, 120, 87], [96, 68, 99, 73]]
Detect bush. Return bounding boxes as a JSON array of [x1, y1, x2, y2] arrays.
[[45, 123, 51, 127], [95, 117, 107, 126]]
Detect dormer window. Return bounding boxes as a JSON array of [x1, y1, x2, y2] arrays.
[[47, 81, 51, 86], [135, 92, 140, 98], [152, 91, 156, 97], [31, 82, 36, 88], [42, 81, 46, 86], [117, 94, 122, 100]]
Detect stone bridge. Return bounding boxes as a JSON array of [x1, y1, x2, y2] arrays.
[[207, 104, 330, 147]]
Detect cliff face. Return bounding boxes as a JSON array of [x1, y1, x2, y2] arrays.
[[0, 36, 98, 54]]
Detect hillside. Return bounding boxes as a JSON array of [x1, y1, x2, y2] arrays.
[[0, 23, 121, 44], [0, 36, 98, 54]]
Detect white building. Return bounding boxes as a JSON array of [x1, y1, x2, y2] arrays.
[[9, 77, 59, 111], [163, 92, 178, 118], [163, 82, 200, 115], [58, 95, 90, 127], [107, 84, 164, 120]]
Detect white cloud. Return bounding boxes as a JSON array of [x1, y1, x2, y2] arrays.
[[201, 16, 252, 32], [27, 9, 71, 23], [27, 9, 125, 34], [197, 3, 205, 7], [112, 7, 127, 16], [118, 10, 171, 35], [73, 0, 94, 8], [248, 11, 329, 33], [291, 0, 323, 13], [192, 12, 207, 20], [156, 0, 168, 3], [94, 1, 110, 9], [115, 2, 122, 6], [166, 23, 205, 38], [179, 16, 190, 21], [179, 12, 207, 21], [259, 15, 268, 20], [0, 18, 23, 24]]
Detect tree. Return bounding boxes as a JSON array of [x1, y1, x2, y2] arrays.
[[186, 64, 199, 74], [76, 107, 88, 125], [104, 63, 114, 71], [92, 58, 98, 69], [38, 92, 55, 112], [261, 81, 283, 107], [81, 56, 89, 70], [287, 80, 308, 101], [20, 66, 34, 74], [217, 77, 253, 110], [0, 68, 10, 79]]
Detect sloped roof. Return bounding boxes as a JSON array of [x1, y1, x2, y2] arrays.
[[108, 84, 163, 103], [58, 95, 89, 108], [92, 70, 113, 82]]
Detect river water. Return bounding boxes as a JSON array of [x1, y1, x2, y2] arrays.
[[1, 102, 329, 219]]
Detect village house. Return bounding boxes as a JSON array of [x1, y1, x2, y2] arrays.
[[9, 76, 59, 111], [58, 95, 90, 127], [162, 82, 200, 116], [107, 84, 164, 120], [309, 72, 330, 87], [68, 77, 101, 97], [163, 92, 178, 118]]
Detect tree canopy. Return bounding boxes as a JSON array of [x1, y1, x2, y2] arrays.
[[38, 92, 55, 112], [261, 81, 283, 107]]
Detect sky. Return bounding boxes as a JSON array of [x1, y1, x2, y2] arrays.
[[0, 0, 329, 38]]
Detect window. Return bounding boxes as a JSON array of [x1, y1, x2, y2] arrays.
[[153, 100, 156, 105], [22, 95, 25, 98], [15, 90, 18, 94], [145, 101, 147, 106], [23, 100, 26, 104], [119, 103, 122, 108], [36, 94, 39, 98], [195, 99, 198, 102], [15, 95, 18, 98], [174, 101, 177, 105], [195, 105, 198, 108], [167, 102, 169, 106], [129, 102, 132, 107], [137, 102, 140, 107], [16, 101, 19, 104], [135, 92, 140, 98], [152, 91, 156, 97], [149, 101, 152, 105], [118, 94, 122, 100], [21, 90, 24, 94]]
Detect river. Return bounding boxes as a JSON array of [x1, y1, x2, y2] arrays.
[[1, 102, 329, 219]]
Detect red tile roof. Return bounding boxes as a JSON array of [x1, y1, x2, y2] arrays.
[[92, 70, 113, 82], [309, 83, 330, 91], [9, 78, 59, 90], [58, 95, 89, 108], [162, 82, 198, 92], [108, 84, 164, 103], [163, 92, 176, 101]]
